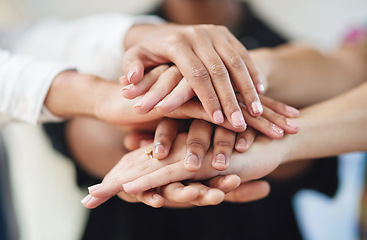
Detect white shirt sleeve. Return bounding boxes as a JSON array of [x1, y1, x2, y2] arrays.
[[0, 49, 72, 129], [14, 14, 164, 81], [0, 14, 164, 129]]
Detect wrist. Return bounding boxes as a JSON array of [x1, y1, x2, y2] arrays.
[[45, 71, 100, 118], [124, 24, 162, 50]]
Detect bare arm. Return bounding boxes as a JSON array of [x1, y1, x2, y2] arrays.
[[251, 43, 367, 108]]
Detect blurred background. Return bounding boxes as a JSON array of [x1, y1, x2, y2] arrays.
[[1, 0, 367, 239]]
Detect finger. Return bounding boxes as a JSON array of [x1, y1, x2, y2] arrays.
[[191, 31, 246, 129], [154, 78, 195, 115], [224, 180, 271, 203], [122, 161, 195, 194], [116, 191, 140, 203], [187, 182, 225, 206], [133, 66, 182, 114], [153, 119, 180, 159], [211, 126, 236, 171], [260, 96, 300, 118], [261, 104, 300, 134], [81, 194, 110, 209], [185, 120, 214, 172], [122, 48, 153, 85], [124, 132, 154, 151], [167, 42, 225, 125], [240, 103, 285, 139], [135, 189, 166, 208], [121, 65, 169, 100], [226, 30, 266, 95], [119, 75, 130, 86], [235, 127, 257, 153], [210, 28, 263, 119], [160, 182, 200, 203], [206, 174, 241, 193]]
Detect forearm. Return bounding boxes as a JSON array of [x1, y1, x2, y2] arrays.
[[252, 44, 367, 108], [283, 81, 367, 162]]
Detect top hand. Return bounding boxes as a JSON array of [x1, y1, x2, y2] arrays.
[[123, 23, 266, 129]]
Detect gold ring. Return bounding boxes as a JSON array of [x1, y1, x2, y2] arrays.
[[145, 149, 153, 159]]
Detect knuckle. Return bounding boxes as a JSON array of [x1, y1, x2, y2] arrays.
[[209, 63, 228, 77], [214, 139, 233, 148], [188, 137, 207, 150], [166, 32, 185, 45], [230, 56, 245, 70], [190, 66, 211, 82]]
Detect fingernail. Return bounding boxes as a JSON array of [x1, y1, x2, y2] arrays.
[[81, 194, 93, 205], [185, 154, 200, 167], [133, 98, 144, 108], [231, 110, 246, 128], [152, 193, 160, 200], [127, 68, 136, 83], [154, 143, 166, 156], [213, 110, 224, 124], [251, 101, 263, 115], [286, 118, 300, 129], [215, 153, 226, 165], [88, 183, 101, 193], [272, 123, 284, 135], [257, 83, 265, 94], [285, 106, 300, 117], [235, 138, 247, 152], [154, 99, 164, 109], [121, 84, 134, 91]]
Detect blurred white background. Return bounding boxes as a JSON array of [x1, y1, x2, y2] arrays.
[[1, 0, 367, 239]]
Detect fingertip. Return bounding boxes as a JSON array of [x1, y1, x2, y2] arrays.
[[153, 143, 168, 160], [271, 124, 284, 138], [213, 110, 224, 124], [256, 83, 265, 95], [230, 110, 246, 129], [184, 154, 201, 172], [285, 106, 300, 117], [250, 101, 263, 116], [212, 153, 228, 171], [235, 138, 249, 152]]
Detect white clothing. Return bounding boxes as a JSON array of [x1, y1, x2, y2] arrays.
[[0, 14, 162, 129]]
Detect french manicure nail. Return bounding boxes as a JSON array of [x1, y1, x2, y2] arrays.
[[272, 123, 284, 135], [251, 101, 263, 115], [286, 118, 300, 129], [127, 68, 136, 83], [121, 84, 134, 91], [213, 110, 224, 124], [133, 98, 144, 108], [285, 106, 300, 116], [88, 183, 101, 193], [231, 111, 246, 128], [235, 138, 247, 152], [257, 83, 265, 94], [215, 153, 226, 165], [154, 143, 166, 156], [81, 194, 92, 205], [185, 154, 200, 167]]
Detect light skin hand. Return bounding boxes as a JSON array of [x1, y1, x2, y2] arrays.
[[83, 132, 283, 208], [123, 23, 266, 129]]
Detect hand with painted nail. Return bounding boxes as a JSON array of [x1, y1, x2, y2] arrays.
[[122, 23, 266, 130], [82, 132, 286, 209]]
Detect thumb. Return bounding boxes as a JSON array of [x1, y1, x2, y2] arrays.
[[123, 46, 169, 84]]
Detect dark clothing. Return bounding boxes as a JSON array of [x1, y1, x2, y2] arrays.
[[43, 2, 338, 240]]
